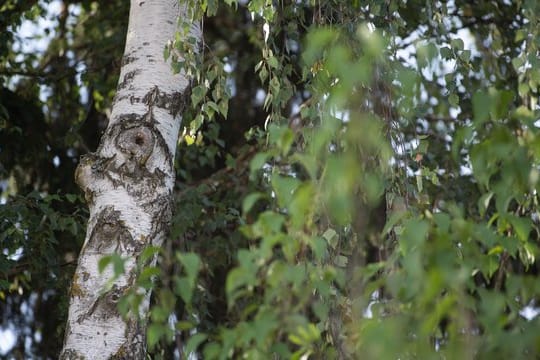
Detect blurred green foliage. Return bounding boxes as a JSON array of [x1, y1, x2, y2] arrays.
[[2, 0, 540, 358]]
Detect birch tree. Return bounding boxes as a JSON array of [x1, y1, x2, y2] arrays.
[[60, 0, 200, 358]]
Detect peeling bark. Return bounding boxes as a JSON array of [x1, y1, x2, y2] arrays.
[[60, 0, 200, 358]]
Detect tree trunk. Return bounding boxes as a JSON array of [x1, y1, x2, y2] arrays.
[[60, 1, 200, 358]]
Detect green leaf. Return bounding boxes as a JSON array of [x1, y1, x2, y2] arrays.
[[451, 38, 464, 51], [399, 219, 430, 255], [312, 301, 329, 322], [383, 210, 407, 235], [259, 66, 268, 82], [322, 228, 338, 248], [506, 215, 531, 242], [175, 321, 194, 331], [226, 268, 253, 305], [433, 213, 451, 233], [175, 277, 193, 304], [147, 323, 164, 349], [190, 114, 204, 131], [205, 0, 218, 15], [292, 153, 318, 179], [207, 101, 220, 113], [218, 100, 229, 117], [267, 55, 279, 69], [97, 255, 125, 278], [112, 255, 125, 276], [493, 89, 513, 118], [289, 182, 315, 229], [268, 124, 295, 155], [139, 246, 161, 264], [271, 174, 301, 207], [472, 90, 491, 125], [185, 333, 208, 356], [138, 266, 161, 283], [191, 85, 206, 106], [448, 93, 459, 107], [459, 49, 471, 61], [440, 46, 453, 59], [309, 236, 327, 260], [242, 192, 265, 214], [65, 194, 78, 203], [178, 252, 201, 279], [249, 152, 269, 174], [252, 211, 286, 237], [203, 342, 222, 359], [487, 245, 504, 256], [270, 76, 281, 97], [98, 256, 112, 273], [322, 155, 358, 224]]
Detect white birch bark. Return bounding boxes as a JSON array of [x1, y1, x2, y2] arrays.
[[60, 0, 200, 358]]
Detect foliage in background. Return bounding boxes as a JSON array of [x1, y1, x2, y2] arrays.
[[0, 1, 126, 357], [2, 0, 540, 358]]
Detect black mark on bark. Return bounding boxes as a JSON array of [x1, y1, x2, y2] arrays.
[[121, 55, 136, 66], [87, 206, 138, 254], [117, 70, 140, 90], [142, 85, 189, 117]]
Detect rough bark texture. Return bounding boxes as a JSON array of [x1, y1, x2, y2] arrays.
[[60, 1, 200, 358]]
